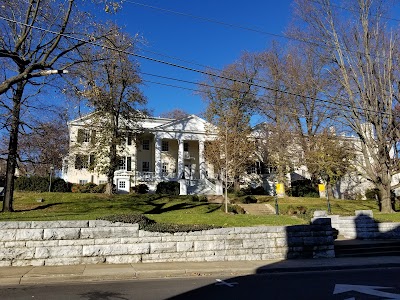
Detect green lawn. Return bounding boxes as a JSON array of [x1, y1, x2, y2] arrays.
[[0, 192, 399, 226]]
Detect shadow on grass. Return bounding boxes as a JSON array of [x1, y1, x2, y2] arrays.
[[144, 201, 210, 214], [15, 202, 63, 212]]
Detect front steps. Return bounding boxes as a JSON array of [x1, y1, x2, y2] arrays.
[[238, 203, 276, 215]]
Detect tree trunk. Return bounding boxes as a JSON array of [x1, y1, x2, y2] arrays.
[[2, 82, 23, 212], [378, 184, 394, 213], [105, 119, 118, 196]]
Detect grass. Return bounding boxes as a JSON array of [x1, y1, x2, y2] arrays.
[[257, 195, 400, 222], [0, 192, 399, 226]]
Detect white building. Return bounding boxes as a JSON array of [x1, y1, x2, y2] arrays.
[[62, 113, 397, 199], [62, 114, 221, 194]]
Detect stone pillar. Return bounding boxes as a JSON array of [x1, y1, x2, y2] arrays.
[[155, 136, 162, 179], [178, 139, 184, 179], [199, 140, 205, 179]]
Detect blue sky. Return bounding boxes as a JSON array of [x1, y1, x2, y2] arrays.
[[106, 0, 294, 118]]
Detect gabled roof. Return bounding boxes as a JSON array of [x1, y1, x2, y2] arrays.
[[152, 114, 215, 133]]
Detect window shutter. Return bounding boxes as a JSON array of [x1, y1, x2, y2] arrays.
[[89, 155, 95, 169], [127, 157, 132, 171], [77, 129, 84, 143], [127, 133, 132, 146], [91, 130, 96, 145], [75, 155, 82, 170]]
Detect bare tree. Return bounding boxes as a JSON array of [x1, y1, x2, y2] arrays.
[[159, 109, 189, 119], [257, 42, 336, 188], [0, 0, 115, 211], [257, 46, 295, 188], [74, 26, 146, 195], [18, 117, 69, 176], [294, 0, 400, 212], [200, 53, 259, 212]]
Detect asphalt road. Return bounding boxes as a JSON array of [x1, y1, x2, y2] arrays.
[[2, 267, 400, 300]]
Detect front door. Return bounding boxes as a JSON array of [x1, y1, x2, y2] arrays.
[[117, 179, 129, 194]]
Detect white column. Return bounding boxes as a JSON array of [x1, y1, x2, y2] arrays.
[[155, 136, 162, 179], [199, 140, 205, 179], [178, 139, 184, 179]]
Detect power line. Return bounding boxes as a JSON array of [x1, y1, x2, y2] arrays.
[[0, 15, 396, 118]]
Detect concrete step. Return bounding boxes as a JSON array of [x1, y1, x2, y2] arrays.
[[238, 204, 275, 215], [335, 240, 400, 258]]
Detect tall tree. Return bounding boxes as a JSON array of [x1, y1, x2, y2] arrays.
[[257, 46, 295, 187], [305, 129, 355, 197], [75, 27, 146, 195], [159, 109, 189, 119], [18, 117, 69, 176], [200, 53, 259, 212], [257, 43, 335, 187], [294, 0, 400, 212], [0, 0, 114, 211]]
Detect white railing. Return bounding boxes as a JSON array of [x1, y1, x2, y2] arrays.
[[136, 171, 155, 181], [162, 172, 177, 180]]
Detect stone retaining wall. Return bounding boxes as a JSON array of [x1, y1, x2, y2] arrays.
[[312, 210, 400, 239], [0, 219, 334, 267]]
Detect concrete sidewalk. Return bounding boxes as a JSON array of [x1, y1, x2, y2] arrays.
[[1, 256, 400, 286]]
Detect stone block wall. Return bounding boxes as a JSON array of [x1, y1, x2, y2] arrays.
[[0, 219, 334, 267], [312, 210, 400, 239]]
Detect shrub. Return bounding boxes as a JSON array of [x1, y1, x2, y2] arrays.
[[290, 180, 319, 198], [51, 178, 72, 192], [14, 176, 63, 192], [98, 213, 219, 233], [15, 176, 71, 193], [242, 195, 257, 204], [91, 183, 106, 193], [71, 182, 99, 193], [198, 195, 208, 202], [236, 186, 266, 197], [251, 186, 266, 195], [132, 184, 149, 194], [99, 213, 155, 228], [190, 195, 199, 202], [156, 181, 180, 195], [284, 205, 307, 216], [221, 204, 246, 214]]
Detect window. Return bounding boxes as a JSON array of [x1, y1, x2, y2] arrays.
[[142, 161, 150, 172], [75, 154, 88, 170], [83, 130, 90, 142], [117, 157, 126, 171], [119, 181, 126, 189], [79, 179, 88, 185], [77, 129, 95, 144], [162, 162, 168, 174], [142, 140, 149, 150], [99, 180, 107, 185], [162, 141, 169, 151], [184, 142, 189, 152]]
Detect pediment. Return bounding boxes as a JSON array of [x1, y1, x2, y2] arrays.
[[155, 115, 213, 133]]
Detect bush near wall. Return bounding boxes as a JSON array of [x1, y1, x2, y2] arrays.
[[71, 182, 104, 193], [132, 184, 149, 194], [156, 181, 180, 195], [15, 176, 71, 192], [236, 186, 266, 196], [288, 179, 319, 198]]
